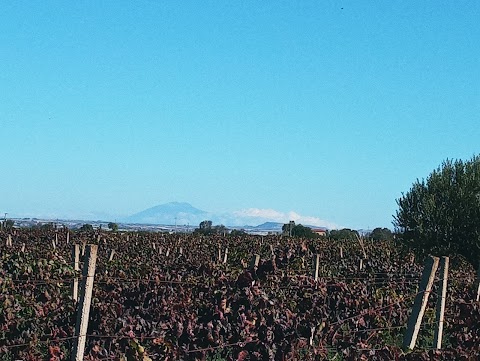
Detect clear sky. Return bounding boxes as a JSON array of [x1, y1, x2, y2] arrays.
[[1, 1, 479, 229]]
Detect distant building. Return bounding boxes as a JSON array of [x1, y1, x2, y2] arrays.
[[311, 228, 327, 237]]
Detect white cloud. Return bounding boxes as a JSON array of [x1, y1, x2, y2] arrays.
[[232, 208, 340, 229], [233, 208, 285, 221]]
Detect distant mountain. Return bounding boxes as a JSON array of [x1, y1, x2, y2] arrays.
[[253, 222, 284, 230], [124, 202, 333, 230], [124, 202, 209, 225]]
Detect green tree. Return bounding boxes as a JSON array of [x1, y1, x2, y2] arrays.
[[79, 224, 94, 232], [40, 223, 55, 231], [282, 221, 296, 236], [291, 224, 317, 238], [328, 228, 359, 241], [5, 219, 14, 230], [108, 222, 119, 232], [394, 155, 480, 265], [214, 224, 228, 235], [195, 220, 213, 235], [199, 220, 212, 230], [282, 221, 317, 238], [230, 229, 247, 236], [369, 227, 393, 241], [194, 221, 228, 235]]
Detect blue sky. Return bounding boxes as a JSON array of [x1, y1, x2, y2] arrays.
[[1, 1, 479, 229]]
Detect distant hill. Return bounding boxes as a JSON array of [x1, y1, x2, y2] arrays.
[[253, 222, 284, 230], [124, 202, 209, 225], [124, 202, 332, 230]]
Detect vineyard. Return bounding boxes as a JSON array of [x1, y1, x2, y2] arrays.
[[1, 228, 479, 360]]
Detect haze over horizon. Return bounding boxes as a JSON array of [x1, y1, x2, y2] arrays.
[[1, 2, 479, 230], [6, 201, 343, 230]]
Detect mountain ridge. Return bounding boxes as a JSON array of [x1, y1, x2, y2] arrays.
[[124, 202, 209, 225], [123, 202, 331, 229]]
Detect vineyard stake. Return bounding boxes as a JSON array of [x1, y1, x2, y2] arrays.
[[72, 245, 98, 361], [309, 326, 316, 346], [433, 256, 449, 349], [72, 244, 80, 302], [356, 234, 367, 259], [21, 243, 25, 253], [66, 231, 70, 244], [109, 249, 115, 262], [475, 263, 480, 302], [403, 256, 439, 350], [313, 254, 320, 282], [223, 247, 229, 264], [250, 254, 260, 270], [340, 246, 343, 259]]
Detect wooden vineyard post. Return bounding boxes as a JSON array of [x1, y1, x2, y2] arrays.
[[21, 243, 25, 253], [81, 242, 86, 256], [72, 244, 80, 302], [66, 231, 70, 244], [52, 239, 56, 250], [356, 234, 367, 259], [72, 245, 98, 361], [403, 256, 439, 350], [475, 263, 480, 302], [313, 254, 320, 282], [166, 248, 170, 257], [359, 258, 363, 271], [250, 254, 260, 270], [309, 326, 316, 346], [340, 246, 343, 259], [218, 247, 222, 263], [433, 256, 449, 349], [223, 247, 228, 264], [55, 233, 58, 247], [109, 249, 115, 262]]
